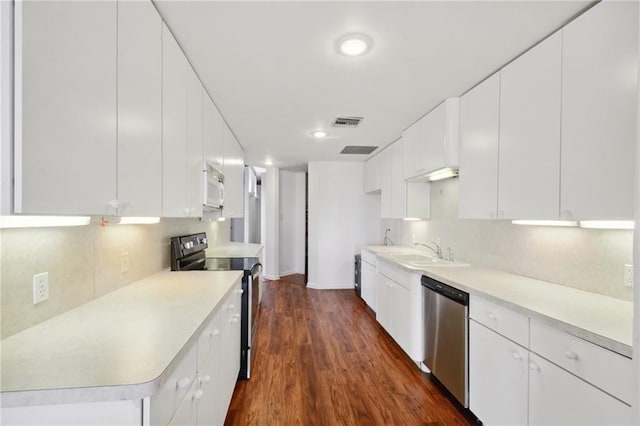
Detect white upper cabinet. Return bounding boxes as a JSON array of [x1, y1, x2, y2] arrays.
[[380, 146, 393, 218], [203, 96, 221, 170], [560, 1, 638, 221], [422, 98, 460, 175], [363, 152, 382, 193], [401, 120, 423, 179], [222, 127, 245, 218], [14, 0, 117, 215], [498, 31, 562, 219], [117, 0, 162, 217], [402, 98, 460, 181], [390, 139, 407, 219], [382, 139, 429, 219], [186, 72, 204, 218], [161, 23, 189, 217], [458, 73, 501, 219]]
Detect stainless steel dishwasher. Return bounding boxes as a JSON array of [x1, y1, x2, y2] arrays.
[[422, 274, 469, 407]]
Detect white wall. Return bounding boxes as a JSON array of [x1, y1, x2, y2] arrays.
[[307, 161, 381, 289], [262, 167, 279, 280], [278, 170, 305, 276]]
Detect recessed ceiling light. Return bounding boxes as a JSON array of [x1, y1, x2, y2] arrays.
[[265, 159, 273, 166], [311, 130, 328, 138], [337, 33, 372, 56]]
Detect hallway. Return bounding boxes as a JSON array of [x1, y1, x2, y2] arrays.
[[225, 275, 472, 425]]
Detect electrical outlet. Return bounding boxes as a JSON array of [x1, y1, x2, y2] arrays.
[[121, 252, 130, 273], [32, 272, 49, 304], [624, 264, 634, 288]]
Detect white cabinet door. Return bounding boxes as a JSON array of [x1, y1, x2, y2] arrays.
[[560, 1, 638, 221], [15, 1, 117, 215], [498, 31, 562, 219], [187, 72, 204, 218], [390, 139, 407, 219], [469, 320, 528, 426], [223, 130, 245, 218], [117, 0, 161, 217], [197, 312, 223, 426], [168, 380, 198, 426], [528, 353, 633, 426], [363, 153, 381, 193], [379, 147, 393, 218], [376, 273, 393, 333], [203, 96, 222, 169], [402, 120, 424, 179], [161, 23, 189, 217], [458, 73, 500, 219], [392, 281, 411, 356], [421, 103, 445, 174], [361, 260, 377, 312], [219, 284, 242, 418]]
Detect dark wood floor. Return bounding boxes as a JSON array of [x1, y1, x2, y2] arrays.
[[225, 274, 472, 425]]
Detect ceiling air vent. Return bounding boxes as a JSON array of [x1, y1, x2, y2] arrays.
[[333, 117, 363, 128], [340, 146, 378, 155]]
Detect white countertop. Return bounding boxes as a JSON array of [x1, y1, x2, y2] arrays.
[[364, 246, 633, 358], [206, 242, 263, 258], [0, 269, 243, 408]]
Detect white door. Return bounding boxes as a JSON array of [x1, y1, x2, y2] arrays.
[[361, 260, 377, 312]]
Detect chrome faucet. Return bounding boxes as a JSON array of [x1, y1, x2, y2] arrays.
[[383, 228, 394, 246], [414, 241, 443, 259]]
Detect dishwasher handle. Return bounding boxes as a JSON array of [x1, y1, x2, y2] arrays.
[[421, 275, 469, 305]]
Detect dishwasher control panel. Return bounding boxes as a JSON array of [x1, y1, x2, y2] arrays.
[[421, 275, 469, 305]]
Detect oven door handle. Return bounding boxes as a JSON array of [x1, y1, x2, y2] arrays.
[[250, 263, 262, 278]]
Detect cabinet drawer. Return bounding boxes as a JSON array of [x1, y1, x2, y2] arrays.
[[530, 321, 632, 405], [150, 341, 198, 425], [469, 295, 529, 347], [378, 259, 411, 290], [361, 249, 377, 266]]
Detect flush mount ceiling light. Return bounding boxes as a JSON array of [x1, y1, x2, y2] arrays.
[[311, 130, 328, 139], [337, 33, 372, 56], [264, 159, 273, 166]]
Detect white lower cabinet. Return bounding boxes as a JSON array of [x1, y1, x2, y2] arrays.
[[375, 259, 423, 362], [361, 257, 377, 312], [469, 320, 528, 426], [168, 380, 198, 426], [469, 295, 633, 426], [528, 353, 632, 426]]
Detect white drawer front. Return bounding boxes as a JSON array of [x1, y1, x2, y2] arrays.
[[469, 295, 529, 347], [530, 320, 633, 405], [361, 249, 377, 266], [378, 259, 411, 290], [150, 341, 198, 425]]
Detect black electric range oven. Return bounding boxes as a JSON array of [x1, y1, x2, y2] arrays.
[[170, 232, 261, 380]]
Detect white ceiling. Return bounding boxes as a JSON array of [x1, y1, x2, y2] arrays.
[[154, 0, 594, 169]]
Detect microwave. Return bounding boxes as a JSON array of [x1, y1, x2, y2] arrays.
[[203, 160, 224, 210]]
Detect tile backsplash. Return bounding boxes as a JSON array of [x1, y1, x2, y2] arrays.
[[0, 218, 229, 338], [382, 179, 633, 301]]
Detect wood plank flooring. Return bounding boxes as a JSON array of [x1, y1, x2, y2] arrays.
[[225, 274, 473, 425]]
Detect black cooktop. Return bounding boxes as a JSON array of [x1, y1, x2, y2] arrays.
[[204, 257, 260, 272]]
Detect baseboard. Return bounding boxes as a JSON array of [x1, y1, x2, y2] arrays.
[[263, 274, 280, 281], [279, 270, 296, 277], [306, 282, 355, 290]]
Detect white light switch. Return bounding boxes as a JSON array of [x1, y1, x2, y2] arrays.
[[32, 272, 49, 304]]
